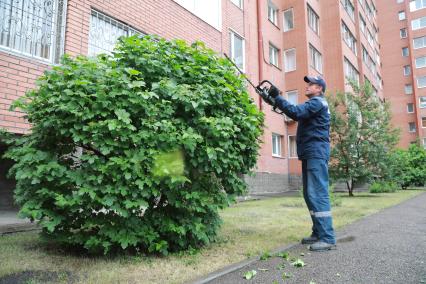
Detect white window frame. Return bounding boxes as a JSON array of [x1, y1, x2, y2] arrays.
[[398, 11, 406, 21], [286, 90, 298, 104], [342, 21, 357, 55], [229, 30, 245, 71], [268, 1, 279, 26], [415, 56, 426, 68], [173, 0, 222, 30], [288, 135, 297, 158], [400, 28, 408, 38], [407, 103, 415, 113], [413, 36, 426, 49], [269, 44, 279, 67], [88, 10, 141, 56], [307, 4, 320, 35], [309, 44, 322, 73], [0, 0, 67, 64], [409, 122, 417, 132], [272, 133, 282, 157], [344, 57, 359, 83], [422, 117, 426, 128], [410, 0, 426, 11], [418, 77, 426, 88], [404, 65, 412, 76], [283, 8, 294, 32], [359, 14, 366, 35], [405, 84, 414, 94], [412, 16, 426, 30], [420, 96, 426, 107], [230, 0, 243, 9], [402, 47, 409, 57], [341, 0, 355, 21], [284, 48, 296, 72]]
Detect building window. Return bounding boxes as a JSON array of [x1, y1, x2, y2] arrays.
[[272, 133, 282, 157], [283, 8, 294, 31], [412, 16, 426, 30], [88, 10, 141, 56], [268, 1, 278, 26], [0, 0, 66, 63], [344, 57, 359, 83], [405, 84, 414, 94], [229, 31, 245, 70], [397, 0, 404, 3], [402, 47, 410, 56], [418, 77, 426, 88], [231, 0, 243, 9], [307, 5, 319, 35], [422, 117, 426, 127], [341, 0, 355, 20], [399, 11, 406, 21], [415, 56, 426, 68], [286, 90, 298, 104], [375, 49, 381, 65], [410, 0, 426, 11], [367, 29, 374, 47], [359, 14, 366, 34], [284, 48, 296, 72], [269, 44, 279, 67], [288, 136, 297, 158], [404, 65, 411, 76], [309, 44, 322, 73], [174, 0, 221, 30], [342, 21, 357, 55], [409, 122, 416, 132], [407, 103, 415, 113], [413, 36, 426, 49], [420, 96, 426, 107], [400, 28, 408, 38]]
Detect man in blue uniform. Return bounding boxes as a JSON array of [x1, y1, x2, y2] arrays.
[[267, 75, 336, 251]]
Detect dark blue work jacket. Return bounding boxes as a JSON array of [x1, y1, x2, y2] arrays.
[[274, 95, 330, 160]]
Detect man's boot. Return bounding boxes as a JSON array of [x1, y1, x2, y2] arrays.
[[309, 241, 337, 251]]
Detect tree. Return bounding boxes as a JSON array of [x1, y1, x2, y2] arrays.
[[387, 143, 426, 189], [328, 81, 399, 196], [2, 35, 264, 254]]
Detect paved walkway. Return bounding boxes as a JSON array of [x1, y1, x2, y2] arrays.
[[197, 192, 426, 284]]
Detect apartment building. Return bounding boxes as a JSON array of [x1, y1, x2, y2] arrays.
[[0, 0, 383, 208], [377, 0, 426, 148]]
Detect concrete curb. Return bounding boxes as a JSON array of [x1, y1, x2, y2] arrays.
[[0, 222, 39, 235], [189, 233, 354, 284], [189, 242, 300, 284]]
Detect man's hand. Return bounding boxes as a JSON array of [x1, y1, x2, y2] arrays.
[[259, 91, 276, 106]]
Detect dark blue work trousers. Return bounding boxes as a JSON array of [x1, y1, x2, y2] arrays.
[[302, 159, 336, 244]]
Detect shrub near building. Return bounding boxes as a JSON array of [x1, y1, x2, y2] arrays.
[[3, 36, 264, 255]]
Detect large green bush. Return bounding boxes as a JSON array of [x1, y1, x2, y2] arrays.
[[386, 143, 426, 189], [3, 35, 264, 254]]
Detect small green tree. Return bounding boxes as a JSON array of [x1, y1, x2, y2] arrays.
[[328, 81, 399, 196], [2, 35, 264, 254], [387, 143, 426, 189]]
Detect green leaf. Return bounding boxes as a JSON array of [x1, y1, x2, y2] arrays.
[[243, 270, 257, 280]]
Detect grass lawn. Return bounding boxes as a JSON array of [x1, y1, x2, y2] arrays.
[[0, 190, 423, 284]]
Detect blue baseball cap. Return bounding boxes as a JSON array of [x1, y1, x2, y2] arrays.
[[304, 75, 326, 92]]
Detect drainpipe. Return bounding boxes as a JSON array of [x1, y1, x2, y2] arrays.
[[256, 0, 263, 110]]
